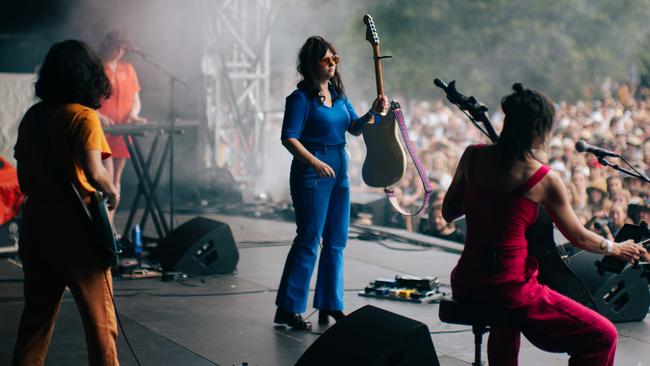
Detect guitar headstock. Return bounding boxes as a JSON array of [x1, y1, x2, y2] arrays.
[[363, 14, 380, 46]]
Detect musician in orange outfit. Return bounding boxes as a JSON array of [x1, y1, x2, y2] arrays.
[[97, 30, 146, 221], [12, 40, 119, 366]]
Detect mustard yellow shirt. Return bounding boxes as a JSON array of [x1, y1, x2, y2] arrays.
[[14, 102, 112, 198]]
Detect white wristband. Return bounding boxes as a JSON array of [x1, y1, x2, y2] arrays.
[[600, 238, 613, 254]]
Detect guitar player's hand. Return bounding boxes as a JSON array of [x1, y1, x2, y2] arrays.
[[106, 191, 120, 211], [311, 159, 336, 178], [371, 95, 389, 115], [611, 239, 647, 264]]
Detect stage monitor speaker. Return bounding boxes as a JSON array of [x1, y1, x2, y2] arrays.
[[296, 305, 440, 366], [568, 250, 649, 322], [156, 217, 239, 275]]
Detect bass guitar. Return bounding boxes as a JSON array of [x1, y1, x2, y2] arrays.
[[68, 182, 121, 268], [361, 14, 406, 188], [88, 191, 121, 267], [361, 14, 431, 216]]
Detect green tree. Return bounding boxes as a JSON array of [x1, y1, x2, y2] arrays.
[[337, 0, 650, 105]]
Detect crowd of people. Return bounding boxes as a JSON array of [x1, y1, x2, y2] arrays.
[[347, 81, 650, 243]]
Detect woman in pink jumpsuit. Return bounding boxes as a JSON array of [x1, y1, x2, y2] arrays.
[[443, 83, 646, 366]]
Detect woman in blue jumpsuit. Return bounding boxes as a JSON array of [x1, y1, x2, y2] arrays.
[[274, 36, 388, 330]]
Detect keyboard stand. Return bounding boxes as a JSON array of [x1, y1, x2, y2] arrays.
[[104, 121, 200, 243], [122, 131, 170, 241]]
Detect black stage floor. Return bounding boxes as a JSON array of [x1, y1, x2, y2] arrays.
[[1, 213, 649, 365]]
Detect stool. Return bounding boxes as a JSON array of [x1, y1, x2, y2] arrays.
[[438, 296, 514, 366]]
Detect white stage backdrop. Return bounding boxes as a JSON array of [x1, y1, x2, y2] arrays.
[[0, 73, 35, 165]]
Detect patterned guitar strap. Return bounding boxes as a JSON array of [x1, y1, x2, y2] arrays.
[[384, 106, 433, 216]]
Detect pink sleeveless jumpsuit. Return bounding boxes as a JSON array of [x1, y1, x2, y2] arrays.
[[450, 145, 617, 366]]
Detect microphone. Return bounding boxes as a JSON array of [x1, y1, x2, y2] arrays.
[[433, 78, 448, 91], [433, 79, 470, 107], [575, 140, 619, 158]]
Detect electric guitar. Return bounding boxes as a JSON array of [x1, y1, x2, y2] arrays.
[[361, 14, 407, 188], [71, 184, 121, 267], [88, 191, 121, 267], [361, 15, 431, 216]]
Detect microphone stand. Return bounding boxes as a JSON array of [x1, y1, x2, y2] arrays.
[[433, 79, 499, 143], [131, 50, 189, 231], [596, 157, 650, 184]]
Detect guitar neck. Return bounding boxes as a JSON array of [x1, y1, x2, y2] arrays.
[[372, 44, 385, 97]]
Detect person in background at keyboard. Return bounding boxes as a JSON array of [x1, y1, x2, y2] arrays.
[[97, 30, 146, 222], [274, 36, 388, 330]]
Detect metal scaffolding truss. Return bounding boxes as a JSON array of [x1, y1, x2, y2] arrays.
[[202, 0, 273, 182]]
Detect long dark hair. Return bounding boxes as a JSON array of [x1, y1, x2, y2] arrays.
[[497, 82, 555, 170], [35, 40, 111, 109], [296, 36, 345, 101]]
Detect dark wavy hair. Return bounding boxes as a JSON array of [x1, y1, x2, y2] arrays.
[[296, 36, 345, 101], [35, 40, 111, 109], [497, 82, 555, 170]]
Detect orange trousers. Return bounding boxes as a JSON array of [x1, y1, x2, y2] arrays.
[[11, 199, 119, 366]]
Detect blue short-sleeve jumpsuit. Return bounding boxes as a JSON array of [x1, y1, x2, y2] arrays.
[[276, 86, 371, 312]]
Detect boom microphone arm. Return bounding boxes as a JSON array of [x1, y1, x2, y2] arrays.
[[434, 78, 499, 143]]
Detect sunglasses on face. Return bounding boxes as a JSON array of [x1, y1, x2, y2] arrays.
[[320, 55, 340, 66]]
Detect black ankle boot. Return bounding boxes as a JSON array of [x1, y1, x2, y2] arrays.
[[274, 308, 312, 330], [318, 310, 346, 324]]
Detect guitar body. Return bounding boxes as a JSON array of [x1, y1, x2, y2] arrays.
[[361, 104, 408, 188], [361, 16, 409, 189], [88, 191, 121, 267]]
